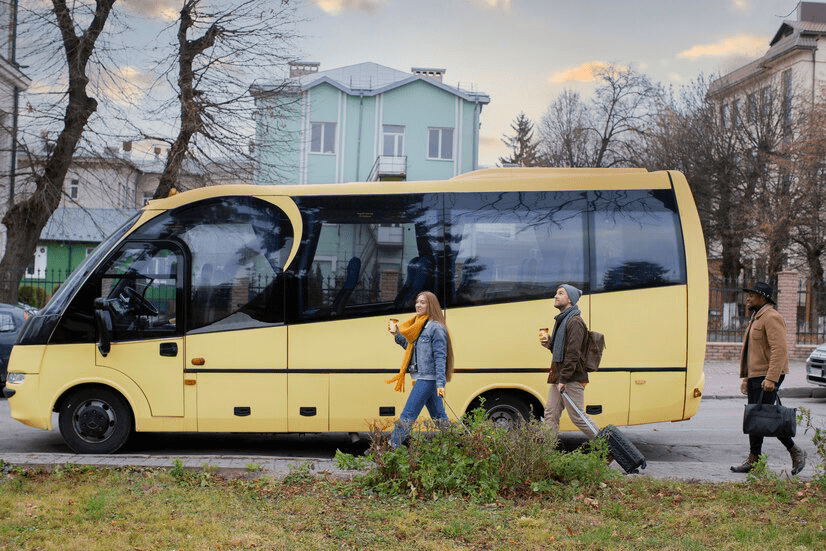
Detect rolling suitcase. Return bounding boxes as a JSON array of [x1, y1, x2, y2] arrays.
[[561, 391, 646, 474]]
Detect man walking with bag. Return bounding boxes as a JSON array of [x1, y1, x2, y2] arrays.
[[731, 282, 806, 475], [540, 284, 598, 438]]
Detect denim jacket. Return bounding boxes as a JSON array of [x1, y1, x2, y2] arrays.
[[394, 321, 448, 388]]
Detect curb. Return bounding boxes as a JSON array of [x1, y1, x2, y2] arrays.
[[705, 387, 826, 400]]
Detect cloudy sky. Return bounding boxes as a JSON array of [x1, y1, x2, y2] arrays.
[[290, 0, 803, 166], [78, 0, 808, 166]]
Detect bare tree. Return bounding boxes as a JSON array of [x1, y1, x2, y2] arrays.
[[537, 64, 662, 169], [588, 64, 663, 167], [639, 76, 755, 286], [0, 0, 117, 303], [537, 90, 593, 167], [145, 0, 300, 199]]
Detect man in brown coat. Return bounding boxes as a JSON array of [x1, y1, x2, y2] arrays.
[[731, 282, 806, 475], [540, 284, 598, 438]]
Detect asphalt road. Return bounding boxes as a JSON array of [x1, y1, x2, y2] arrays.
[[1, 395, 825, 482]]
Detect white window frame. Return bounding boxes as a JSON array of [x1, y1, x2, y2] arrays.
[[310, 122, 336, 154], [25, 246, 48, 279], [427, 127, 454, 160], [382, 125, 405, 157], [69, 179, 79, 200]]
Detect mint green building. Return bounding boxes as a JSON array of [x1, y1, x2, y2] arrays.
[[251, 62, 490, 185]]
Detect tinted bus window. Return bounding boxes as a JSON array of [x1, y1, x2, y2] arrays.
[[290, 194, 441, 321], [591, 189, 686, 292], [131, 197, 294, 332], [446, 191, 588, 306]]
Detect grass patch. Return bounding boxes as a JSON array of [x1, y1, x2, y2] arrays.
[[0, 466, 824, 550]]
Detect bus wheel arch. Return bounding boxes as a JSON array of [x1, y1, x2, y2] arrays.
[[57, 384, 134, 454], [467, 389, 542, 428]]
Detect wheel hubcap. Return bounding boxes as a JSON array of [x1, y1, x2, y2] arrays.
[[74, 400, 115, 441]]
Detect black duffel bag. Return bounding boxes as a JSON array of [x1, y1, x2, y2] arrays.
[[743, 390, 797, 438]]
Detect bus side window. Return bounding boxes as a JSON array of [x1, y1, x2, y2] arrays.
[[291, 194, 442, 321], [446, 191, 588, 307], [126, 196, 295, 333], [591, 189, 687, 292]]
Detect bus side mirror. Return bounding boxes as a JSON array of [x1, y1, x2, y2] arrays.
[[94, 299, 112, 357]]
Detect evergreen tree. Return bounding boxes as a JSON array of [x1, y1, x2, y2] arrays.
[[499, 112, 539, 166]]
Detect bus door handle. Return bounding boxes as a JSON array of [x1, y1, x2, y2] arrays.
[[159, 343, 178, 357]]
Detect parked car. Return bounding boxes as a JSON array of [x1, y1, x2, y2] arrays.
[[0, 303, 31, 389], [806, 343, 826, 388]]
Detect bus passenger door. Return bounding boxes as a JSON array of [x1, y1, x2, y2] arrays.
[[95, 242, 185, 417]]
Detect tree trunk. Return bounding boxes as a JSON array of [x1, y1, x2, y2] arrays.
[[0, 0, 115, 303]]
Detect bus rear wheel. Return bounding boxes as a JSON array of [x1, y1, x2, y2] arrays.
[[59, 387, 133, 454], [472, 393, 532, 429]]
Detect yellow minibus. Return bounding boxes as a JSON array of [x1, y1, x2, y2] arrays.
[[3, 168, 708, 453]]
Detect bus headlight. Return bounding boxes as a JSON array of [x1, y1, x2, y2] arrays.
[[7, 373, 25, 384]]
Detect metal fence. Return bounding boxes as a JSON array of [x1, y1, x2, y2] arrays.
[[6, 269, 71, 308], [797, 278, 826, 345], [707, 276, 749, 342]]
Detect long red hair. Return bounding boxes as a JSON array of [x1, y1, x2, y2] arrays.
[[417, 291, 454, 381]]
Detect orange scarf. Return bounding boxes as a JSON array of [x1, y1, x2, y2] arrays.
[[385, 314, 429, 393]]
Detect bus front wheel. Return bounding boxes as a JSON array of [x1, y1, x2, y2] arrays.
[[59, 387, 133, 454], [472, 393, 532, 429]]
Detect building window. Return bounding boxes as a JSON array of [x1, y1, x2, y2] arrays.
[[25, 246, 48, 279], [721, 104, 730, 129], [782, 69, 793, 140], [428, 128, 453, 160], [747, 93, 757, 123], [69, 179, 79, 200], [731, 99, 740, 127], [310, 122, 336, 154], [382, 125, 405, 157]]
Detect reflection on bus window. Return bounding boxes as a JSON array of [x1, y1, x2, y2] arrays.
[[131, 197, 294, 332], [592, 190, 686, 292], [291, 194, 441, 321], [98, 242, 181, 341], [446, 191, 588, 307]]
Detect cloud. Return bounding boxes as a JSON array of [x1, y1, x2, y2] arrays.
[[313, 0, 386, 15], [476, 0, 512, 9], [99, 66, 156, 107], [121, 0, 180, 20], [732, 0, 750, 12], [549, 61, 610, 84], [678, 33, 766, 59]]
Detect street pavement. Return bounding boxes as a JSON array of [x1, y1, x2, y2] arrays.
[[2, 359, 824, 483]]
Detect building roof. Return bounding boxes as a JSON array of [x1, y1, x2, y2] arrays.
[[252, 61, 490, 104], [41, 208, 139, 243], [710, 19, 826, 96]]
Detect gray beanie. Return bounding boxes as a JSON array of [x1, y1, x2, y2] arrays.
[[559, 284, 581, 306]]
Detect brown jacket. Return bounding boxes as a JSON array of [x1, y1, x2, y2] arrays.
[[739, 303, 789, 383], [546, 314, 589, 384]]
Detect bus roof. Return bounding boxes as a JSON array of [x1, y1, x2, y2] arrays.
[[144, 167, 677, 211]]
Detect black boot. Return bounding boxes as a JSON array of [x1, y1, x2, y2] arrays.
[[730, 453, 758, 473], [790, 445, 807, 475]]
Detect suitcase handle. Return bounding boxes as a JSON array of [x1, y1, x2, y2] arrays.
[[560, 389, 600, 436]]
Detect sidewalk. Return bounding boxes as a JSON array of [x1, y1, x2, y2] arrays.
[[703, 359, 826, 399]]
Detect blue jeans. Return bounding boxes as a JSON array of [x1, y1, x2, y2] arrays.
[[391, 379, 447, 447]]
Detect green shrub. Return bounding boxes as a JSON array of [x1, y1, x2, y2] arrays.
[[360, 408, 617, 501], [18, 285, 47, 308], [799, 407, 826, 488]]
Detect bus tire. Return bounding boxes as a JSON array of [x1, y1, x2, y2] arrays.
[[472, 393, 532, 429], [58, 387, 133, 454]]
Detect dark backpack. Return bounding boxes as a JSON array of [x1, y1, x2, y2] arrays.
[[581, 329, 606, 372]]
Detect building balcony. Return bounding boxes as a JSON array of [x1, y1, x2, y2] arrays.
[[367, 155, 407, 182]]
